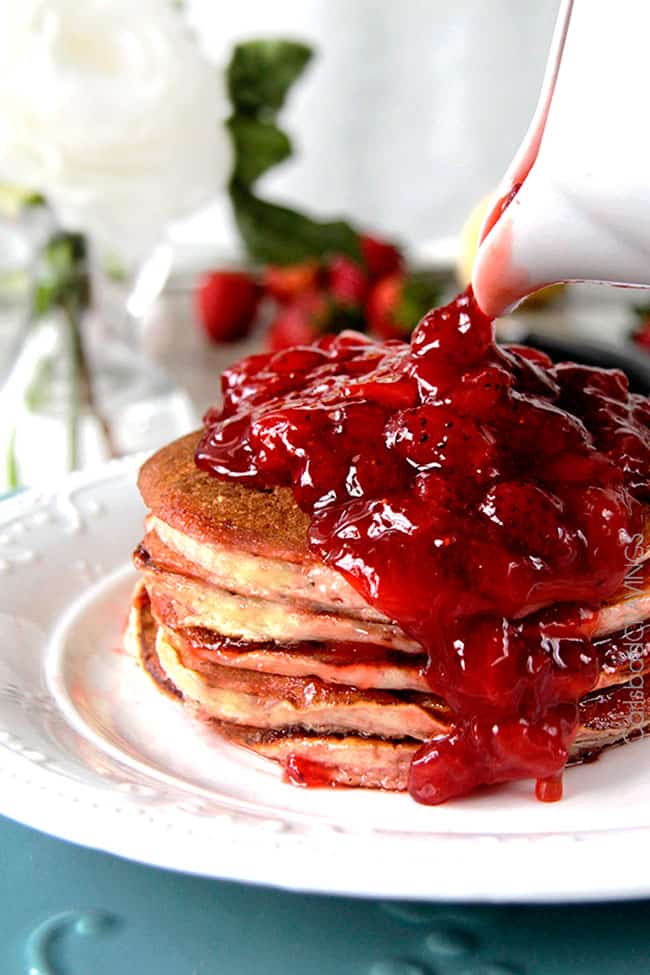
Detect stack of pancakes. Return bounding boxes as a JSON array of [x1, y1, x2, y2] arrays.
[[126, 431, 650, 790]]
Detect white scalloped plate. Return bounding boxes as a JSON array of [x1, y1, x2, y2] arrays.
[[2, 457, 650, 902]]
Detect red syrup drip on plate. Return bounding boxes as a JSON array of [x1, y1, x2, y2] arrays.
[[196, 287, 650, 804], [536, 772, 564, 803], [284, 754, 337, 788]]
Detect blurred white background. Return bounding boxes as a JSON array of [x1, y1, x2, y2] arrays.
[[8, 0, 646, 493], [186, 0, 560, 250]]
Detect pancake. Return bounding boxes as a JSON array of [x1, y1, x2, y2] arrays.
[[138, 434, 650, 625], [124, 582, 180, 701], [155, 623, 449, 739], [169, 626, 429, 692], [141, 516, 379, 620], [127, 585, 650, 790], [143, 571, 420, 652], [131, 431, 650, 795], [139, 431, 650, 562], [138, 431, 310, 562], [162, 617, 650, 695], [136, 533, 650, 654]]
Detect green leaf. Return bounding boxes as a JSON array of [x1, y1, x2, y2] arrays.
[[227, 40, 312, 118], [44, 231, 86, 271], [327, 301, 366, 334], [227, 116, 292, 187], [24, 357, 56, 413], [395, 271, 445, 333], [32, 281, 56, 317], [4, 428, 20, 491], [31, 231, 89, 318], [230, 184, 359, 265], [225, 38, 362, 267], [0, 183, 43, 218]]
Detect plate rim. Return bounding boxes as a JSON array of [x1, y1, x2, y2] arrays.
[[2, 457, 650, 902]]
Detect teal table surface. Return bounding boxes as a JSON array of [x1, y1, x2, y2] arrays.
[[0, 813, 649, 975]]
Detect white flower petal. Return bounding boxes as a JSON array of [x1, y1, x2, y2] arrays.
[[0, 0, 232, 261]]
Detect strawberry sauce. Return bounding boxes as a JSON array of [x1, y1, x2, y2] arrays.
[[196, 288, 650, 803]]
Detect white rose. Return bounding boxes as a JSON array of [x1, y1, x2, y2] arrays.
[[0, 0, 232, 262]]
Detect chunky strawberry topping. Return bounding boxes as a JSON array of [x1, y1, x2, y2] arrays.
[[196, 287, 650, 803]]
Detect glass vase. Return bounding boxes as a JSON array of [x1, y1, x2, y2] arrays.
[[0, 239, 197, 491]]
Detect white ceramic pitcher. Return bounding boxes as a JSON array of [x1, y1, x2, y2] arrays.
[[472, 0, 650, 317]]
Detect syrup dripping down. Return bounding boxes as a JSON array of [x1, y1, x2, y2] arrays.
[[197, 288, 650, 803]]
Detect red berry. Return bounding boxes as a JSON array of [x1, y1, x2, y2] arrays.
[[633, 323, 650, 350], [365, 272, 406, 339], [267, 314, 317, 352], [267, 290, 328, 352], [264, 261, 320, 303], [195, 270, 260, 343], [327, 255, 368, 306], [360, 233, 403, 280]]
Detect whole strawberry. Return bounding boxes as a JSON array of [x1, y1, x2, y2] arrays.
[[327, 255, 368, 306], [267, 290, 328, 352], [195, 270, 260, 343], [631, 304, 650, 351], [366, 271, 443, 340], [360, 233, 403, 280], [263, 260, 320, 304], [635, 329, 650, 352]]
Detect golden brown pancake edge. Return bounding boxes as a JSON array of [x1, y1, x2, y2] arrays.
[[138, 431, 311, 562]]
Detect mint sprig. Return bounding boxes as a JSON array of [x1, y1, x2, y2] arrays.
[[227, 117, 292, 187], [227, 40, 312, 118], [230, 184, 359, 267], [226, 40, 359, 265]]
